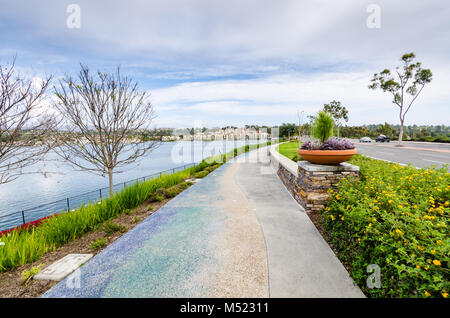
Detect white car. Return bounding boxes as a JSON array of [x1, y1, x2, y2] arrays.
[[359, 137, 372, 143]]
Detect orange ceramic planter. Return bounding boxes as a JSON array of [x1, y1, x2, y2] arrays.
[[297, 148, 357, 165]]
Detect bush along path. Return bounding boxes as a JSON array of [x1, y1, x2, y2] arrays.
[[0, 141, 275, 297], [319, 154, 449, 298]]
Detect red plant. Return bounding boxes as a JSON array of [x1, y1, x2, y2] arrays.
[[0, 214, 58, 238]]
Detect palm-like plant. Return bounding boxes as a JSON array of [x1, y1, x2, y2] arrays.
[[312, 111, 334, 143]]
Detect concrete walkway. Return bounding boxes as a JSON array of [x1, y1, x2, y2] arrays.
[[43, 147, 363, 298], [238, 149, 364, 297]]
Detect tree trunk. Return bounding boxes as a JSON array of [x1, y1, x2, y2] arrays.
[[398, 121, 404, 145], [108, 168, 114, 197]]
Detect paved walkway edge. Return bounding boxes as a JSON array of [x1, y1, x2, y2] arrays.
[[237, 148, 365, 297]]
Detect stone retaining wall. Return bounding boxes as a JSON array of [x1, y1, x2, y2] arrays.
[[269, 147, 359, 213]]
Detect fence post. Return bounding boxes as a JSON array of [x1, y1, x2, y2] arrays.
[[21, 211, 25, 224], [99, 188, 102, 200], [67, 198, 70, 212]]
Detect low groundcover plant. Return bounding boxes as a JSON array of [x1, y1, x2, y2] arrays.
[[320, 154, 449, 298]]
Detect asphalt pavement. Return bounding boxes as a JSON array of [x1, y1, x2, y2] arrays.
[[352, 140, 450, 169]]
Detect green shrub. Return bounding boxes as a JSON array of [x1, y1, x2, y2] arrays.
[[147, 205, 154, 211], [21, 264, 43, 282], [148, 194, 165, 202], [89, 238, 107, 251], [313, 111, 334, 142], [101, 222, 127, 236], [321, 154, 449, 298], [193, 171, 209, 178], [178, 181, 193, 190], [132, 216, 141, 224]]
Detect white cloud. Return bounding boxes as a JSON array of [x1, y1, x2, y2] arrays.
[[151, 67, 450, 127], [2, 0, 449, 127]]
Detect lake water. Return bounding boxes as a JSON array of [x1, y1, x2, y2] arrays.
[[0, 140, 261, 230]]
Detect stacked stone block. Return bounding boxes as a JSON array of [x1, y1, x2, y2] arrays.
[[271, 152, 359, 213]]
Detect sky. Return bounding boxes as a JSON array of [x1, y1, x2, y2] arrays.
[[0, 0, 449, 128]]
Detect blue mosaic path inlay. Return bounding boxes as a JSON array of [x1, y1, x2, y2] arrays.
[[42, 162, 231, 298]]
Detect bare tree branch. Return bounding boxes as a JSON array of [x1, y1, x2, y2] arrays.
[[52, 65, 160, 196], [0, 58, 55, 184]]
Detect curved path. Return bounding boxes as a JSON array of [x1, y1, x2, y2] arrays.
[[43, 147, 363, 298]]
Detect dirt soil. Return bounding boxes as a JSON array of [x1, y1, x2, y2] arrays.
[[0, 196, 174, 298]]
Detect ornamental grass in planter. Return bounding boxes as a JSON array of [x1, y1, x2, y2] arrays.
[[297, 111, 356, 165]]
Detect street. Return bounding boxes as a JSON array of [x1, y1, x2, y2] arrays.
[[353, 140, 450, 169]]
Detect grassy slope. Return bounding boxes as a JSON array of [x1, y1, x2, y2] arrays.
[[276, 141, 300, 161]]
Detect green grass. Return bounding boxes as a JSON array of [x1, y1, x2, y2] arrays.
[[276, 141, 301, 162], [0, 140, 279, 273]]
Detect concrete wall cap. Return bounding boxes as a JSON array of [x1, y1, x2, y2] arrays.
[[298, 160, 360, 172]]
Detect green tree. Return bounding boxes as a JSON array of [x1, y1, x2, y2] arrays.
[[322, 100, 348, 137], [369, 53, 432, 144], [376, 122, 394, 137], [279, 123, 297, 138]]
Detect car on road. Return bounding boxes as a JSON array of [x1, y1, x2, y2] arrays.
[[359, 137, 372, 143], [375, 135, 391, 142]]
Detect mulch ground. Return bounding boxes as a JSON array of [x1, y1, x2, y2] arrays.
[[0, 197, 172, 298]]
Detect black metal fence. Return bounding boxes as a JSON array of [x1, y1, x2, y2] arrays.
[[0, 162, 197, 232]]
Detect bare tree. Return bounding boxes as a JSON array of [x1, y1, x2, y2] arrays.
[[0, 58, 54, 184], [53, 65, 159, 196]]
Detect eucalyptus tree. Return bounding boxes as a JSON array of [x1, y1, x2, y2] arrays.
[[53, 65, 159, 196], [369, 53, 432, 144], [0, 59, 54, 184]]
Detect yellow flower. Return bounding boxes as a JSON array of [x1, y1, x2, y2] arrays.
[[437, 240, 442, 245], [433, 260, 441, 266], [431, 249, 436, 255], [424, 290, 431, 297], [330, 215, 336, 221], [416, 265, 421, 269], [395, 229, 403, 236], [442, 292, 448, 298]]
